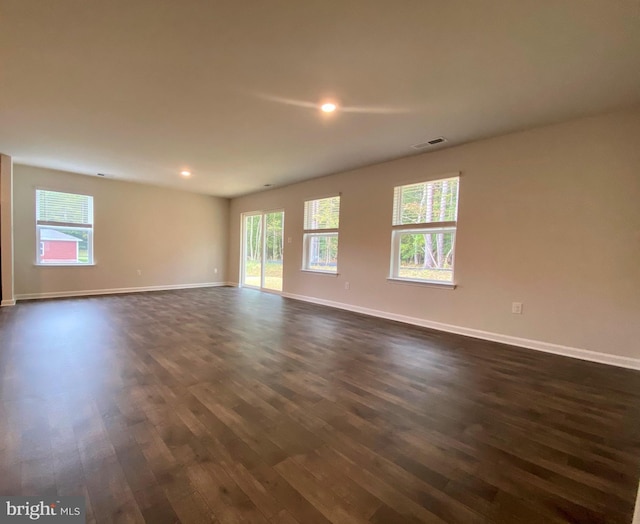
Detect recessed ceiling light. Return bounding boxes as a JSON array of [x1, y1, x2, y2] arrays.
[[320, 102, 337, 113], [180, 170, 191, 177]]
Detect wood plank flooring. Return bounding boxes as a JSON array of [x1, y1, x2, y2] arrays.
[[1, 287, 639, 523]]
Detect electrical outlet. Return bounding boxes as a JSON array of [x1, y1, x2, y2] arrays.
[[345, 281, 350, 290], [137, 269, 142, 276], [512, 302, 523, 314], [287, 237, 292, 244], [214, 268, 218, 274]]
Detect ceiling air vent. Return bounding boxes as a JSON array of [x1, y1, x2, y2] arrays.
[[411, 137, 447, 150]]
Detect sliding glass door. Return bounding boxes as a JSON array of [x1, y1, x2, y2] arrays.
[[264, 211, 284, 290], [242, 210, 284, 292], [243, 213, 263, 288]]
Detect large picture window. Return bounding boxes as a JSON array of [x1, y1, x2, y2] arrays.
[[36, 189, 94, 265], [390, 176, 459, 284], [303, 195, 340, 273]]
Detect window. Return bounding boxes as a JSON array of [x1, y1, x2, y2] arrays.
[[303, 195, 340, 273], [390, 176, 459, 284], [36, 189, 94, 265]]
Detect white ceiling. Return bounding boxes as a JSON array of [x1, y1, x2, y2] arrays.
[[1, 0, 639, 197]]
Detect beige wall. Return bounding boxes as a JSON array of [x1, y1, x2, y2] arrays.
[[229, 108, 640, 360], [14, 165, 229, 297]]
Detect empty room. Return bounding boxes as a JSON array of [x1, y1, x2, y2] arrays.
[[1, 1, 639, 523]]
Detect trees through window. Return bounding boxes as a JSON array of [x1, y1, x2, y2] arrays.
[[303, 195, 340, 273], [390, 176, 459, 284]]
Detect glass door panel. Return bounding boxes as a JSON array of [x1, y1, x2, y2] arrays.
[[243, 214, 262, 288], [263, 211, 284, 291], [242, 210, 284, 291]]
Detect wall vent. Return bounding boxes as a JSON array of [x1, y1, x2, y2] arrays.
[[411, 137, 447, 150]]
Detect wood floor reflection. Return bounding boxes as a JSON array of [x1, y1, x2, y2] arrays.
[[1, 287, 638, 523]]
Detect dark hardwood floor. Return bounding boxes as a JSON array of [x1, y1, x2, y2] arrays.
[[0, 287, 639, 523]]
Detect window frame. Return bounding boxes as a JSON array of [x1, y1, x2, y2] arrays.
[[389, 175, 460, 288], [35, 188, 95, 266], [302, 194, 340, 274]]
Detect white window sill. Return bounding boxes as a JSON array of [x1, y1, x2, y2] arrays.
[[387, 277, 456, 290], [301, 269, 339, 277], [35, 263, 96, 267]]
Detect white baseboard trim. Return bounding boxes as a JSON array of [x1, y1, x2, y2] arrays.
[[15, 282, 229, 301], [1, 299, 16, 307], [282, 292, 640, 371]]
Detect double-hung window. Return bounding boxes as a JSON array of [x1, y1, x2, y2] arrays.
[[303, 195, 340, 273], [36, 189, 94, 265], [390, 175, 459, 284]]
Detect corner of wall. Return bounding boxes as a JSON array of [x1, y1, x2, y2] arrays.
[[0, 154, 14, 306]]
